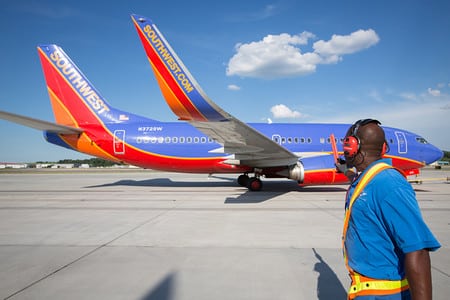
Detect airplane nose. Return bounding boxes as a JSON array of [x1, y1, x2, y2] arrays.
[[427, 144, 444, 164]]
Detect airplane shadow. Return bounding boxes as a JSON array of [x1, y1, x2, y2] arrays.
[[225, 182, 346, 204], [86, 177, 347, 203], [85, 177, 237, 189], [141, 273, 175, 300], [312, 248, 347, 300]]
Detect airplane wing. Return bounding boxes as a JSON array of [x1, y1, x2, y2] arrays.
[[131, 14, 298, 168], [0, 110, 83, 134]]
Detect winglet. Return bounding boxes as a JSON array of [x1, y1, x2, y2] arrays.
[[131, 14, 229, 122]]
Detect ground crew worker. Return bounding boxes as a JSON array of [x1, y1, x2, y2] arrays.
[[337, 119, 440, 300]]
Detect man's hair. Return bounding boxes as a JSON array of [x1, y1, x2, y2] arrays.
[[358, 122, 386, 157]]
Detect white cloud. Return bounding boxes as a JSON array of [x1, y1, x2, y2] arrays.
[[227, 84, 241, 91], [270, 104, 302, 118], [226, 32, 319, 79], [427, 88, 441, 97], [226, 29, 379, 79], [313, 29, 379, 57]]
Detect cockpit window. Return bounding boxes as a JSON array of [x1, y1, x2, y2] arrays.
[[416, 137, 428, 144]]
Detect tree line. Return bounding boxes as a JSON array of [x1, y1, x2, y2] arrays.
[[442, 151, 450, 162], [36, 158, 123, 167]]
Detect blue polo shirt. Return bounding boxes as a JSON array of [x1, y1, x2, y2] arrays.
[[345, 159, 440, 280]]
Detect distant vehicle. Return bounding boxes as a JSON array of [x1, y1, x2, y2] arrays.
[[0, 14, 443, 190]]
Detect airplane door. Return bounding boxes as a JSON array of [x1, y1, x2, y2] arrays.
[[113, 130, 126, 155], [395, 131, 407, 154]]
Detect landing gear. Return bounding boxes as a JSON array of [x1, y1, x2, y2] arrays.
[[237, 174, 249, 187], [237, 174, 263, 191], [247, 177, 263, 191]]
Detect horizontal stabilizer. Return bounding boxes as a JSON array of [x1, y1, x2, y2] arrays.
[[0, 110, 83, 134]]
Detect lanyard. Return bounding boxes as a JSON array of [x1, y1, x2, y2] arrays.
[[342, 162, 392, 270]]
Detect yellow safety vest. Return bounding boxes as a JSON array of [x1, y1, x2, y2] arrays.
[[342, 162, 409, 299]]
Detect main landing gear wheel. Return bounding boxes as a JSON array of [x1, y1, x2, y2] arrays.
[[247, 177, 262, 191], [237, 174, 249, 187], [237, 174, 262, 191]]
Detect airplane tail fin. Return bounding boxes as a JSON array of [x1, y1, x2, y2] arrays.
[[37, 45, 134, 162], [131, 14, 230, 122], [38, 45, 127, 128]]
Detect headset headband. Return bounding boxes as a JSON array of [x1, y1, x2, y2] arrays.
[[351, 119, 381, 137]]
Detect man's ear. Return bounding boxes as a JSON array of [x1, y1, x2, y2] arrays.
[[352, 151, 365, 167]]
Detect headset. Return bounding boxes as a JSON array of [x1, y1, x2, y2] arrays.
[[343, 119, 387, 158]]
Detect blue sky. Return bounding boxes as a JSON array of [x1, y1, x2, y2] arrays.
[[1, 0, 449, 162]]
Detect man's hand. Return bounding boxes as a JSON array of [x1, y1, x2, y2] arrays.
[[335, 158, 348, 173], [335, 158, 356, 180]]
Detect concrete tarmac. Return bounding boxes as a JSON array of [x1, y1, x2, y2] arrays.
[[0, 168, 449, 300]]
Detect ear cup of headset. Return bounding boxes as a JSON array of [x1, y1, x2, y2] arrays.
[[343, 136, 360, 157]]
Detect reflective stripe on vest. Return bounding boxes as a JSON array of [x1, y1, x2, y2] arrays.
[[342, 162, 409, 299], [348, 273, 409, 299]]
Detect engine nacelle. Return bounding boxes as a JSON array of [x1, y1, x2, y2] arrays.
[[288, 162, 304, 182]]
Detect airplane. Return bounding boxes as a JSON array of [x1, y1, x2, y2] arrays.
[[0, 14, 443, 191]]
